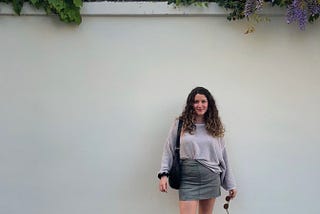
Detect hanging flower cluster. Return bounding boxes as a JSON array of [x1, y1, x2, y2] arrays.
[[244, 0, 264, 17], [243, 0, 320, 30]]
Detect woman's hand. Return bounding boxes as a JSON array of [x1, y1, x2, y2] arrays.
[[228, 189, 237, 199], [159, 176, 168, 192]]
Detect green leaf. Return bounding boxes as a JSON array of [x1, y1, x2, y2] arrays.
[[73, 0, 82, 8], [29, 0, 39, 5], [48, 0, 65, 11], [12, 0, 24, 15], [29, 0, 42, 8]]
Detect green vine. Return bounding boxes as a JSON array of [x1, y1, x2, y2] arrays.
[[0, 0, 82, 24], [168, 0, 246, 21]]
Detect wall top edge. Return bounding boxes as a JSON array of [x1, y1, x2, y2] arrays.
[[0, 2, 285, 16]]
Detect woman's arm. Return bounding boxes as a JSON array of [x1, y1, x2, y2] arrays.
[[158, 119, 179, 193], [158, 119, 178, 175], [220, 138, 237, 196]]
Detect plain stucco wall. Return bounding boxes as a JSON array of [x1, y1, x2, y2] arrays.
[[1, 9, 320, 214]]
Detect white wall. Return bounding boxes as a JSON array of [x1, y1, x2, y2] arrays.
[[1, 3, 320, 214]]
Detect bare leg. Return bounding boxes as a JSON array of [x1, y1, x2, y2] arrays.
[[179, 200, 198, 214], [198, 198, 216, 214]]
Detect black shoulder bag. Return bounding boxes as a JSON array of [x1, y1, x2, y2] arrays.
[[169, 119, 183, 190]]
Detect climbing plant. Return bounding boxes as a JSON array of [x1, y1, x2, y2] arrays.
[[168, 0, 320, 31], [1, 0, 320, 30], [0, 0, 82, 24]]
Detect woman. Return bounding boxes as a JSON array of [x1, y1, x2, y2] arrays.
[[158, 87, 237, 214]]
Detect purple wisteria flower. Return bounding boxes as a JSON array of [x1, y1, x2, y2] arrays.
[[308, 0, 320, 15], [286, 0, 320, 30], [244, 0, 264, 17], [286, 0, 308, 30]]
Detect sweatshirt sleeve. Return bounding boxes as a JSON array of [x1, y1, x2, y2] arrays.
[[158, 119, 179, 174], [220, 138, 237, 191]]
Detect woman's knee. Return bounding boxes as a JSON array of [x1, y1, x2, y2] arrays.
[[198, 198, 216, 214], [179, 200, 198, 214]]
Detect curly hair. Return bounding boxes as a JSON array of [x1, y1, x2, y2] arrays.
[[179, 87, 225, 137]]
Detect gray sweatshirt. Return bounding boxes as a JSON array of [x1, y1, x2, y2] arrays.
[[159, 119, 236, 191]]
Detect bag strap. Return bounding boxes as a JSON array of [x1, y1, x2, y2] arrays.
[[175, 119, 183, 151]]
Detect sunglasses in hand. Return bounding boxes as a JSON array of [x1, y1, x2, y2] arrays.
[[223, 195, 231, 214]]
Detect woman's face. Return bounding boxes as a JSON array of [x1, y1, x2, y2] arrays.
[[193, 94, 208, 116]]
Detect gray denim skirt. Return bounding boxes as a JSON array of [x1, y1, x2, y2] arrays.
[[179, 159, 221, 201]]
